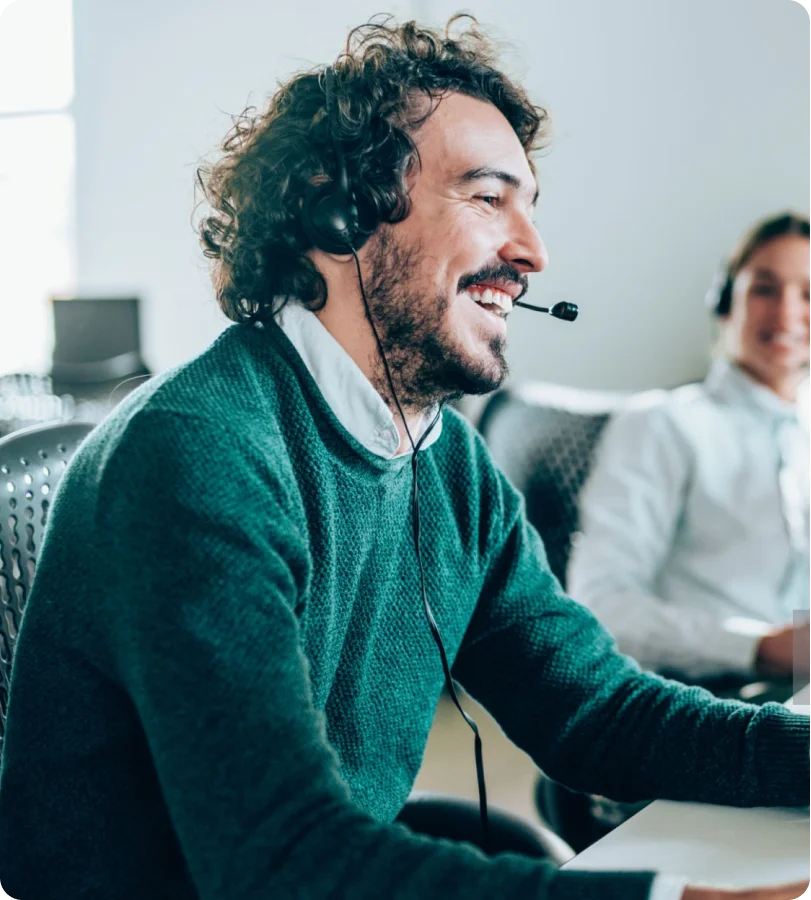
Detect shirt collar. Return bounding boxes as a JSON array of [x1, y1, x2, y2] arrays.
[[275, 300, 442, 459], [704, 358, 799, 423]]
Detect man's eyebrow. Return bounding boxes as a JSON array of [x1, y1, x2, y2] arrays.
[[457, 166, 539, 206]]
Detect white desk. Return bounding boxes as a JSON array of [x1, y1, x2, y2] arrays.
[[564, 698, 810, 887]]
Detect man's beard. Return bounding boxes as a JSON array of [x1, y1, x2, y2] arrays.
[[362, 226, 509, 413]]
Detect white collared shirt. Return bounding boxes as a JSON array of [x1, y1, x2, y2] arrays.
[[276, 301, 442, 458], [569, 359, 810, 679]]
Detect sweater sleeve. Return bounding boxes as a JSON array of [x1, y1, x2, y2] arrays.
[[92, 410, 656, 900], [453, 469, 809, 809], [568, 404, 769, 679]]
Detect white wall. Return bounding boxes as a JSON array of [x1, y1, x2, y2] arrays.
[[72, 0, 414, 374], [73, 0, 809, 391]]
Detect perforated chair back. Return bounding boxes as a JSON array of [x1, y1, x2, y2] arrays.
[[0, 421, 94, 745], [479, 384, 626, 585]]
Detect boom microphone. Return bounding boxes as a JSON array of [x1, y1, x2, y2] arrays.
[[513, 300, 579, 321]]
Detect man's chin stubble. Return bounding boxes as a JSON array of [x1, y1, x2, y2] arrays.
[[370, 334, 508, 414]]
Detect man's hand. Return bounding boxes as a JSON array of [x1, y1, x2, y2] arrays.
[[683, 880, 809, 899], [755, 622, 810, 678]]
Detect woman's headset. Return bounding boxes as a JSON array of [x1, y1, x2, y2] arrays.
[[705, 264, 734, 317]]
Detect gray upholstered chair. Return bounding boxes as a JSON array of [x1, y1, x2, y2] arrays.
[[478, 382, 625, 585], [0, 421, 94, 751]]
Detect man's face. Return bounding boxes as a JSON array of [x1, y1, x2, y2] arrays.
[[722, 235, 810, 394], [362, 92, 547, 409]]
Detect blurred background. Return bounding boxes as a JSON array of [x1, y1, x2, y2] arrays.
[[0, 0, 807, 823], [1, 0, 808, 392]]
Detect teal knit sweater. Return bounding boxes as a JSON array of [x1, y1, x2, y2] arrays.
[[0, 322, 807, 900]]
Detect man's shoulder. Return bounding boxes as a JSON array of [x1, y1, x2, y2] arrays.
[[131, 322, 292, 418], [73, 325, 299, 486], [113, 322, 300, 425]]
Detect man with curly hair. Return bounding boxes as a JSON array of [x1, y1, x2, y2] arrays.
[[0, 16, 806, 900]]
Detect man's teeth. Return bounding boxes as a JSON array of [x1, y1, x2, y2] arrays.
[[462, 288, 513, 315]]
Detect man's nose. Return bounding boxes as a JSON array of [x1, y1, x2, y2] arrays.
[[501, 215, 548, 275]]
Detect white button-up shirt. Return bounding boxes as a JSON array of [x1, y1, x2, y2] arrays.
[[569, 359, 810, 679]]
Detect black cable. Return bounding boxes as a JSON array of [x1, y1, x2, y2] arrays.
[[350, 250, 490, 852], [513, 301, 549, 313]]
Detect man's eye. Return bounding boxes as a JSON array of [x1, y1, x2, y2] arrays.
[[476, 195, 500, 207], [751, 284, 778, 297]]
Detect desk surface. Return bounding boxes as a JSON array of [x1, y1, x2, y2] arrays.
[[565, 697, 810, 887]]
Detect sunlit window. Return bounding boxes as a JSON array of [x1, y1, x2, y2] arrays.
[[0, 0, 75, 375]]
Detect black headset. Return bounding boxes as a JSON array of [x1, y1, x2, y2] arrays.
[[300, 67, 372, 255], [705, 264, 734, 317]]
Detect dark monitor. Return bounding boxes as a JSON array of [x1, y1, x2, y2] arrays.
[[50, 297, 147, 384]]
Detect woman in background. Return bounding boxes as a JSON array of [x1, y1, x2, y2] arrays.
[[569, 212, 810, 685]]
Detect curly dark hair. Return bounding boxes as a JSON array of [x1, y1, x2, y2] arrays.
[[196, 15, 550, 324]]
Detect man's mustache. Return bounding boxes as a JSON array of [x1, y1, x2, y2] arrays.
[[457, 264, 529, 301]]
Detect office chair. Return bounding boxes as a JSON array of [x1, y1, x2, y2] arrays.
[[0, 374, 71, 438], [0, 421, 94, 751], [478, 382, 621, 583], [50, 296, 149, 387], [48, 297, 152, 423]]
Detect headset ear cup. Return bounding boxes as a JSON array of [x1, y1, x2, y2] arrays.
[[349, 192, 377, 251], [705, 266, 733, 318], [301, 182, 359, 254], [716, 277, 733, 317]]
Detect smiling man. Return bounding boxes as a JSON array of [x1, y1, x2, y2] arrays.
[[311, 89, 545, 441], [0, 18, 807, 900]]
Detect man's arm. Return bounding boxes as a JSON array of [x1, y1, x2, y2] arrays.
[[453, 477, 808, 808], [91, 410, 658, 900], [568, 404, 772, 679]]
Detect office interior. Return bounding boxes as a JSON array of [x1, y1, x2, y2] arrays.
[[0, 0, 808, 890]]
